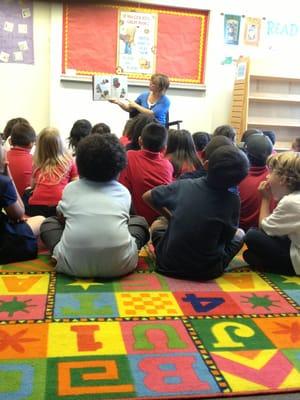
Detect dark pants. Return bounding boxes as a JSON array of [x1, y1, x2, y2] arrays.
[[244, 228, 295, 275], [151, 226, 244, 280], [40, 215, 150, 254], [23, 188, 57, 218]]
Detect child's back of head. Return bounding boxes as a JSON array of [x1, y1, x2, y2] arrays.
[[126, 114, 157, 150], [263, 130, 276, 146], [240, 128, 262, 144], [203, 135, 232, 161], [10, 122, 36, 148], [91, 122, 111, 135], [166, 129, 201, 177], [68, 119, 92, 153], [292, 137, 300, 152], [77, 133, 126, 182], [3, 117, 29, 141], [35, 127, 70, 173], [207, 145, 249, 189], [192, 131, 211, 151], [213, 124, 236, 143], [141, 122, 167, 152], [245, 134, 273, 167]]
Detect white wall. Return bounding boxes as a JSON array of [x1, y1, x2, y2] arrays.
[[1, 0, 300, 139], [0, 2, 50, 133]]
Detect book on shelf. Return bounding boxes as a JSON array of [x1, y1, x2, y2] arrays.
[[92, 75, 128, 101]]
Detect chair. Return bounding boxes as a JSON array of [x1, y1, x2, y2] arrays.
[[165, 111, 182, 130]]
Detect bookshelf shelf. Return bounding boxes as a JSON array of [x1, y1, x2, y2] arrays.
[[230, 57, 300, 150]]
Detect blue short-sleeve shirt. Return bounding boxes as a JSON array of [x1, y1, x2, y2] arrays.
[[135, 91, 170, 126]]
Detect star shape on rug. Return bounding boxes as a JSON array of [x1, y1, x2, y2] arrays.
[[280, 276, 300, 285], [240, 293, 280, 310], [67, 279, 104, 290], [0, 297, 36, 317], [273, 321, 300, 343]]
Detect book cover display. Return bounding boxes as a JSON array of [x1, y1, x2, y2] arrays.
[[93, 75, 128, 101]]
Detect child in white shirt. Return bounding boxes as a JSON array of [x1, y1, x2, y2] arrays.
[[244, 151, 300, 275]]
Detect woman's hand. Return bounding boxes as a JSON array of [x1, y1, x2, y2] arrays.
[[109, 98, 131, 112], [108, 98, 120, 105], [127, 100, 138, 109]]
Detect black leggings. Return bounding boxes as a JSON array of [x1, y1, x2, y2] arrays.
[[244, 228, 295, 275]]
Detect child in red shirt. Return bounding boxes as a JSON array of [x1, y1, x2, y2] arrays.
[[25, 127, 78, 217], [119, 122, 173, 224], [239, 134, 274, 231], [7, 122, 36, 196]]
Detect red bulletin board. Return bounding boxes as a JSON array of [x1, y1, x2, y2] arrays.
[[62, 2, 209, 85]]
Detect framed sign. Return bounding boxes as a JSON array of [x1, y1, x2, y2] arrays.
[[117, 10, 157, 75], [244, 17, 261, 46]]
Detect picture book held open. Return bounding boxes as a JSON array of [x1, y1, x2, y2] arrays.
[[93, 74, 128, 101]]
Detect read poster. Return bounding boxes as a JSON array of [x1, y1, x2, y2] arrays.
[[117, 10, 157, 75]]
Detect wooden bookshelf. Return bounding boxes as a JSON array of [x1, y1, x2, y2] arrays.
[[230, 57, 300, 149]]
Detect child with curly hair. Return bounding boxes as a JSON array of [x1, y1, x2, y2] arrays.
[[40, 134, 149, 278]]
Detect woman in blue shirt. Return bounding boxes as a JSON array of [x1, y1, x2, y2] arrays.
[[110, 73, 170, 126]]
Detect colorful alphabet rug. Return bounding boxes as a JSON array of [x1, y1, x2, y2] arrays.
[[0, 248, 300, 399]]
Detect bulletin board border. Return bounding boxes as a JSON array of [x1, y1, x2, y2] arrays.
[[62, 2, 209, 87]]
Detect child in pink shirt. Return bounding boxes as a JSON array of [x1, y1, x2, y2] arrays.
[[25, 127, 77, 217]]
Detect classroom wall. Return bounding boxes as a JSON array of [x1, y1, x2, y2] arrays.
[[1, 0, 300, 140]]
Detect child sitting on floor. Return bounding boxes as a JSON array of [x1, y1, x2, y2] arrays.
[[25, 127, 78, 217], [119, 122, 173, 224], [143, 145, 249, 280], [243, 151, 300, 276], [0, 143, 44, 264], [7, 122, 36, 196], [40, 133, 149, 278], [165, 129, 202, 178], [239, 134, 274, 231], [180, 135, 232, 180]]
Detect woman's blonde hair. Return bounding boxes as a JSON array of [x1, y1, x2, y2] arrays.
[[34, 127, 72, 182], [267, 151, 300, 191]]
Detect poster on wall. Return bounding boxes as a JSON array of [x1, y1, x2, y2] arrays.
[[0, 0, 34, 64], [117, 10, 157, 75], [244, 17, 261, 46], [224, 14, 241, 45]]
